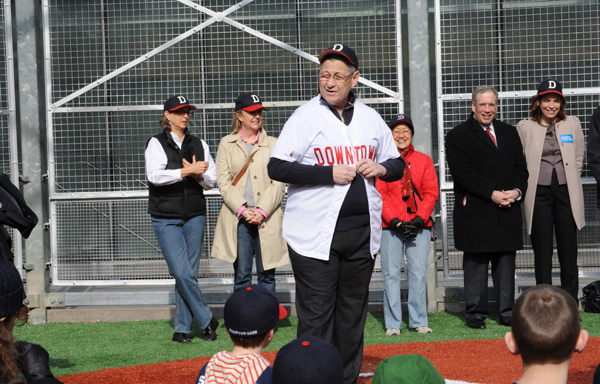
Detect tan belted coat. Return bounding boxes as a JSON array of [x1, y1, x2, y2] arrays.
[[516, 116, 585, 234], [211, 130, 289, 270]]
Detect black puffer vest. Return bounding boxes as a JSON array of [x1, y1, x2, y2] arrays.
[[147, 129, 206, 220]]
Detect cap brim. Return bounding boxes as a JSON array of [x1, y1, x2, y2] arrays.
[[538, 90, 564, 97], [243, 104, 269, 112], [389, 120, 414, 130], [318, 50, 357, 66], [168, 104, 197, 111]]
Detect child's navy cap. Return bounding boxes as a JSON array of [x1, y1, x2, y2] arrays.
[[224, 285, 281, 337], [271, 335, 344, 384]]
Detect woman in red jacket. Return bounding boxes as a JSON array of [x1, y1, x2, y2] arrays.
[[376, 114, 439, 335]]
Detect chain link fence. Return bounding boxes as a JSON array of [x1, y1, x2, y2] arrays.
[[45, 0, 403, 284], [436, 0, 600, 278]]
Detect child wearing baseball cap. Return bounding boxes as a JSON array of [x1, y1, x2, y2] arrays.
[[271, 335, 344, 384], [194, 285, 284, 384], [505, 284, 588, 384], [371, 354, 444, 384]]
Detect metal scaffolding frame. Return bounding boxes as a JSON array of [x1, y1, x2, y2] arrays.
[[434, 0, 600, 279], [41, 0, 404, 286]]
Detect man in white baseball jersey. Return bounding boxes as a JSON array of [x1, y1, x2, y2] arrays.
[[268, 44, 405, 384]]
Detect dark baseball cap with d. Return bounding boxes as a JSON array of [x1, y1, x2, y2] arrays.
[[537, 78, 563, 97], [164, 95, 197, 112], [388, 114, 414, 134], [318, 44, 359, 69], [224, 285, 281, 337], [271, 335, 344, 384], [235, 92, 269, 112]]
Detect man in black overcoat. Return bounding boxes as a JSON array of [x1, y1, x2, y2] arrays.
[[445, 85, 528, 329]]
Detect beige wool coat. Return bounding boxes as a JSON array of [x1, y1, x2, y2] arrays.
[[516, 116, 585, 234], [211, 130, 289, 270]]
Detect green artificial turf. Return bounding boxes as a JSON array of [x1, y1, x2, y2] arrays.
[[13, 310, 600, 377]]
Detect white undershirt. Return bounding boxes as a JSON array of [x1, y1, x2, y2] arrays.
[[145, 131, 216, 190], [479, 122, 522, 200], [480, 122, 496, 141]]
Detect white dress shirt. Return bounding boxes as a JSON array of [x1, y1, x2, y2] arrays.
[[145, 130, 216, 190]]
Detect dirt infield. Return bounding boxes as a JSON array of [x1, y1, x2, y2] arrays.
[[58, 338, 600, 384]]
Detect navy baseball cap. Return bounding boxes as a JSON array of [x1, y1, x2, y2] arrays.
[[388, 114, 414, 134], [235, 92, 269, 112], [164, 95, 197, 111], [271, 335, 344, 384], [224, 285, 281, 337], [318, 44, 359, 69], [537, 78, 563, 97]]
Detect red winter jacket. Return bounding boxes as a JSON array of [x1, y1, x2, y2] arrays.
[[376, 149, 439, 228]]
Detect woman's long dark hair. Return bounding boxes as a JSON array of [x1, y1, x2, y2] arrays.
[[0, 317, 19, 383], [529, 94, 567, 123]]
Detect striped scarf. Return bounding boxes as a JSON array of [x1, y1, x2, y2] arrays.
[[205, 351, 270, 384], [399, 144, 417, 213]]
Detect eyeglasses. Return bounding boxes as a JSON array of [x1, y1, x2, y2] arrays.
[[319, 71, 355, 83], [170, 110, 194, 116], [15, 305, 29, 327]]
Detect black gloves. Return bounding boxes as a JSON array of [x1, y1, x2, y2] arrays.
[[399, 216, 424, 239], [16, 341, 60, 384]]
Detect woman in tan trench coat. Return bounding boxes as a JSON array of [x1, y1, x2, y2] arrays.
[[211, 92, 288, 295], [516, 78, 585, 301]]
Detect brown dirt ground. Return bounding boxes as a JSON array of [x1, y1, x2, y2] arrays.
[[58, 337, 600, 384]]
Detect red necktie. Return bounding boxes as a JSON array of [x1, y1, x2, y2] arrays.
[[486, 127, 497, 148]]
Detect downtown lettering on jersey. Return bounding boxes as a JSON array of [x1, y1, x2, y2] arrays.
[[313, 145, 378, 166]]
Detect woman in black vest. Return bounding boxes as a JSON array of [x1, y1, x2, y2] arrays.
[[145, 96, 218, 343]]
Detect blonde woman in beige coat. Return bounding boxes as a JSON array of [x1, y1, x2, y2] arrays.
[[516, 78, 585, 300], [212, 92, 288, 295]]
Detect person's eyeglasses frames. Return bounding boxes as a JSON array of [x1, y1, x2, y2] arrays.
[[171, 110, 193, 116]]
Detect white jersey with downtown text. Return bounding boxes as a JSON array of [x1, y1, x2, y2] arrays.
[[270, 96, 400, 260]]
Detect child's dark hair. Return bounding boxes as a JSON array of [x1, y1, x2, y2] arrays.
[[229, 331, 270, 349], [512, 284, 580, 365]]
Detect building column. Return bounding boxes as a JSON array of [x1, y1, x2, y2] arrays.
[[14, 0, 49, 324], [406, 0, 432, 156]]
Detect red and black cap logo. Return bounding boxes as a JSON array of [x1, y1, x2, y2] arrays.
[[164, 95, 197, 111], [318, 44, 359, 69]]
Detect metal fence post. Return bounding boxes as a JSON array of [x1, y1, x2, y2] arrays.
[[406, 0, 433, 156], [15, 0, 49, 324], [426, 240, 438, 312]]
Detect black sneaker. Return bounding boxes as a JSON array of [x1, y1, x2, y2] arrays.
[[203, 317, 218, 341], [172, 332, 191, 343]]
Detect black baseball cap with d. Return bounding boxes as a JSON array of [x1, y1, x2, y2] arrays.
[[388, 114, 414, 134], [318, 44, 359, 69], [224, 285, 282, 337], [537, 78, 563, 97], [235, 92, 269, 112], [164, 95, 197, 112]]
